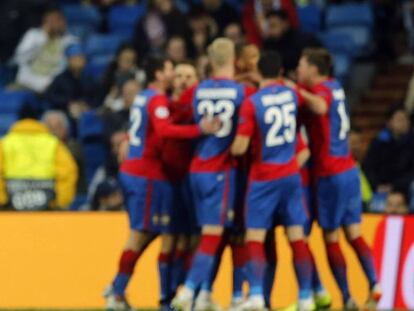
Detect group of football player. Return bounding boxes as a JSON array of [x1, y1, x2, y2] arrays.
[[103, 38, 382, 311]]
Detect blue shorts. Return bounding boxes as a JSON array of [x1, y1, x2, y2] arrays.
[[245, 174, 308, 230], [119, 172, 173, 233], [171, 177, 200, 235], [190, 169, 236, 227], [316, 168, 362, 230]]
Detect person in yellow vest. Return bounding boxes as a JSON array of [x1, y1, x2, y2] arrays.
[[0, 106, 78, 210]]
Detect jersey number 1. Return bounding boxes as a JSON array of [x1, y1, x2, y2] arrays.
[[337, 101, 350, 140]]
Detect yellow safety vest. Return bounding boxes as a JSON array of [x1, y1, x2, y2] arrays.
[[2, 132, 58, 179]]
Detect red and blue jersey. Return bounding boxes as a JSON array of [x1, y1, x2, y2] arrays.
[[121, 88, 202, 180], [162, 86, 197, 182], [190, 78, 249, 172], [302, 78, 355, 177], [237, 81, 304, 181]]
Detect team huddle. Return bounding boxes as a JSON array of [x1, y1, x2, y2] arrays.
[[103, 38, 382, 311]]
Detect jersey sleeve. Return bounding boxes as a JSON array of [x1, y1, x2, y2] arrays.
[[174, 85, 196, 123], [149, 95, 202, 139], [237, 98, 256, 137], [293, 87, 305, 107], [313, 84, 333, 108]]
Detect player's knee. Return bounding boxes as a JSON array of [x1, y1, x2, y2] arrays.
[[323, 229, 339, 243], [344, 223, 361, 242]]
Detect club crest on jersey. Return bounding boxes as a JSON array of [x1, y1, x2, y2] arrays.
[[155, 106, 170, 119]]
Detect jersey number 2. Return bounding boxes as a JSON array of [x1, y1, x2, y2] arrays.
[[265, 103, 296, 147], [129, 107, 142, 146]]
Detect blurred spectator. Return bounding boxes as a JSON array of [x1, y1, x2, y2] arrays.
[[0, 0, 52, 62], [87, 130, 127, 209], [193, 0, 239, 32], [188, 7, 218, 56], [235, 43, 260, 87], [101, 43, 144, 107], [384, 192, 409, 214], [262, 10, 322, 77], [42, 110, 87, 196], [224, 22, 245, 46], [195, 54, 210, 80], [166, 36, 188, 63], [363, 108, 414, 198], [91, 178, 124, 211], [45, 44, 97, 119], [349, 128, 373, 209], [402, 0, 414, 52], [101, 79, 140, 140], [242, 0, 298, 46], [134, 0, 193, 58], [0, 105, 77, 210], [11, 8, 77, 93]]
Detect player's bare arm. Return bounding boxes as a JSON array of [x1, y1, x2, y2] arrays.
[[230, 135, 250, 156], [297, 147, 311, 167], [299, 88, 328, 115]]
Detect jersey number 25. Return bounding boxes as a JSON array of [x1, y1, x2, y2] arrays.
[[265, 103, 296, 147]]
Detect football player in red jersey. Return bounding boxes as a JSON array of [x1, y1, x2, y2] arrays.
[[104, 57, 220, 311], [296, 48, 381, 309]]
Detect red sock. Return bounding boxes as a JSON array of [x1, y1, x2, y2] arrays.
[[198, 234, 222, 255], [118, 249, 141, 274], [246, 241, 266, 263], [231, 243, 248, 268]]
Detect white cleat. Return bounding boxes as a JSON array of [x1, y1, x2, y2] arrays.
[[194, 295, 223, 311], [103, 285, 134, 311], [364, 283, 382, 310], [171, 295, 192, 311], [344, 297, 359, 311], [298, 297, 316, 311], [236, 296, 266, 311], [228, 298, 247, 311]]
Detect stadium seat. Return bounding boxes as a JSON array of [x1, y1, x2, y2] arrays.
[[332, 53, 352, 83], [78, 111, 107, 184], [0, 114, 17, 136], [84, 56, 112, 82], [108, 3, 146, 39], [0, 90, 39, 114], [297, 3, 322, 33], [62, 4, 101, 31], [331, 26, 372, 57], [67, 24, 93, 42], [0, 64, 17, 89], [85, 34, 125, 59], [325, 2, 374, 29], [318, 31, 356, 57]]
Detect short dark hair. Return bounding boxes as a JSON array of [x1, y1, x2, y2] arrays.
[[18, 104, 39, 120], [266, 9, 289, 21], [258, 50, 282, 79], [144, 56, 169, 84], [302, 48, 333, 76]]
